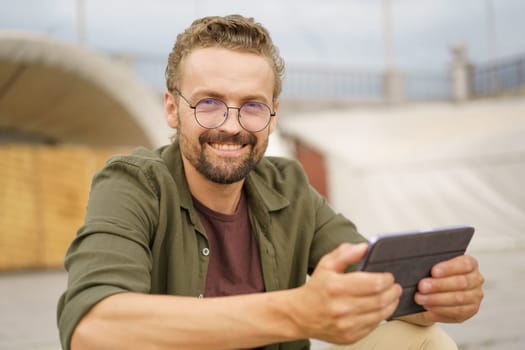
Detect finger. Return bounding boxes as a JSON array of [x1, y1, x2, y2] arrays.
[[361, 283, 402, 315], [333, 282, 402, 315], [318, 272, 396, 301], [318, 243, 368, 273], [419, 275, 468, 294], [431, 254, 478, 278], [419, 269, 484, 294], [415, 288, 484, 308], [421, 303, 482, 323], [354, 289, 401, 321], [336, 271, 397, 297]]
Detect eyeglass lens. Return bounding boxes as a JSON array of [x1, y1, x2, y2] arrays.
[[195, 98, 271, 132]]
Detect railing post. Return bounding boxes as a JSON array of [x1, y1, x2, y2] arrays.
[[450, 43, 472, 102], [519, 57, 525, 94], [383, 68, 404, 104]]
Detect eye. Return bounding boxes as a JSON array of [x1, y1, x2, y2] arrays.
[[242, 102, 266, 113], [199, 98, 223, 106], [196, 98, 225, 112]]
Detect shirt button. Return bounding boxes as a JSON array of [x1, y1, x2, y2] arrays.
[[265, 247, 275, 257], [202, 247, 210, 256]]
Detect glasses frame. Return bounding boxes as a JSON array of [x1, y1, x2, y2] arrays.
[[172, 88, 276, 133]]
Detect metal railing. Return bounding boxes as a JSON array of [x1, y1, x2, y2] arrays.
[[283, 66, 451, 102], [282, 65, 383, 102], [471, 55, 525, 97], [119, 51, 525, 103]]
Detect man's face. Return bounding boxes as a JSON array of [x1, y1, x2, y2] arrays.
[[165, 47, 278, 184]]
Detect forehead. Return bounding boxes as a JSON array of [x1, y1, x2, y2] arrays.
[[179, 47, 275, 100]]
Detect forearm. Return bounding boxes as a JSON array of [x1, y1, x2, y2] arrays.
[[71, 291, 301, 350]]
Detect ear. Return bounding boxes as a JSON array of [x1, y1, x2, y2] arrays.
[[268, 99, 279, 134], [164, 90, 179, 129]]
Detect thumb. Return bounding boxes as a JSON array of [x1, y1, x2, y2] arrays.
[[318, 243, 368, 273]]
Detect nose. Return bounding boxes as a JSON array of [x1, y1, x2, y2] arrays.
[[219, 107, 243, 133]]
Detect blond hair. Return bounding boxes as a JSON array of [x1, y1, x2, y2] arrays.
[[165, 14, 285, 99]]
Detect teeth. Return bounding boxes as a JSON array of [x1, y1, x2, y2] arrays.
[[210, 143, 242, 150]]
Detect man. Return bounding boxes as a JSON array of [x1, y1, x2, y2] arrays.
[[57, 14, 484, 350]]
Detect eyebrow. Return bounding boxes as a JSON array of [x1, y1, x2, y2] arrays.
[[191, 89, 272, 105]]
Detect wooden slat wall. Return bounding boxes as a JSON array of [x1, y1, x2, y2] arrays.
[[0, 145, 130, 270]]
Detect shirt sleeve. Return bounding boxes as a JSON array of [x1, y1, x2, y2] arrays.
[[307, 184, 369, 274], [57, 158, 159, 350]]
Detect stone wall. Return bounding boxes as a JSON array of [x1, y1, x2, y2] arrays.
[[0, 145, 130, 270]]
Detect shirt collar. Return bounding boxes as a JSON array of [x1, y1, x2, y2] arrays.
[[158, 141, 195, 213], [159, 140, 290, 215], [245, 161, 290, 212]]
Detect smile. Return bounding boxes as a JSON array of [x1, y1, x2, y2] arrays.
[[209, 143, 244, 151]]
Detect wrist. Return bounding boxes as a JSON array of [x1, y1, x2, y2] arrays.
[[282, 288, 307, 340]]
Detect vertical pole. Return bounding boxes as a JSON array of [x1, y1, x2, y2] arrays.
[[383, 0, 395, 70], [486, 0, 498, 93], [382, 0, 403, 103], [76, 0, 86, 46], [450, 43, 471, 102], [194, 0, 207, 18]]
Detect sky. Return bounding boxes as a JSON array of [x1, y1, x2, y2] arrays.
[[1, 0, 525, 89]]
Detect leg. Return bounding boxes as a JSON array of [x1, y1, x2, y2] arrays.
[[324, 320, 457, 350]]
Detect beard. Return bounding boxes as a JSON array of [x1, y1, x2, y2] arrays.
[[178, 127, 268, 184]]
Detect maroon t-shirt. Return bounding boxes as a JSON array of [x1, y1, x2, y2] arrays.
[[193, 191, 265, 297]]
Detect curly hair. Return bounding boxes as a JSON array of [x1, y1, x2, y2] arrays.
[[165, 14, 285, 99]]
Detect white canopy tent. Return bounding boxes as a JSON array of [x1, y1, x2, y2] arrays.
[[281, 98, 525, 251], [0, 31, 170, 147]]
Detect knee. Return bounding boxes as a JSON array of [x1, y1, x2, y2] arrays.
[[422, 325, 458, 350]]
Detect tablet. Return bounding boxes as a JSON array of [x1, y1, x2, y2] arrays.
[[357, 225, 475, 318]]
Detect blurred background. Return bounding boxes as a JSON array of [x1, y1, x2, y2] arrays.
[[0, 1, 524, 349]]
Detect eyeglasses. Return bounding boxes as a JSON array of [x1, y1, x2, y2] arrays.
[[173, 89, 275, 132]]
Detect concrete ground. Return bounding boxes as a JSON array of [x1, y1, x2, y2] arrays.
[[0, 248, 523, 350]]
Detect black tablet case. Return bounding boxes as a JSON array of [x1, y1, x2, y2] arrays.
[[358, 226, 475, 318]]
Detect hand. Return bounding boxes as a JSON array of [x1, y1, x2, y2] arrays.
[[290, 243, 402, 344], [414, 254, 485, 323]]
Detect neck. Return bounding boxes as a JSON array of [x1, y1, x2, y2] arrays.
[[182, 158, 245, 215]]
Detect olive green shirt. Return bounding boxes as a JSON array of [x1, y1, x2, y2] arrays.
[[57, 142, 367, 350]]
